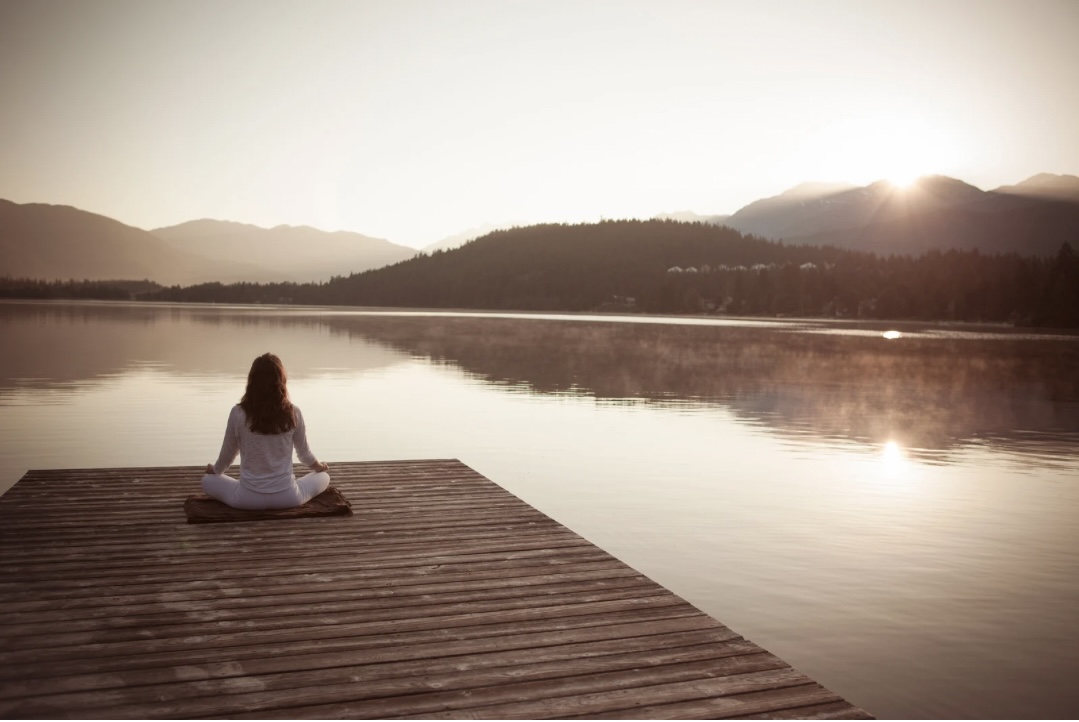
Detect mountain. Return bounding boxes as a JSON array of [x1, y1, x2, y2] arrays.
[[653, 210, 732, 225], [992, 173, 1079, 202], [0, 200, 414, 285], [720, 175, 1079, 256], [717, 181, 858, 239], [6, 171, 1074, 287], [152, 220, 415, 281], [422, 222, 523, 254], [721, 178, 972, 240], [150, 218, 1078, 326], [0, 199, 262, 284]]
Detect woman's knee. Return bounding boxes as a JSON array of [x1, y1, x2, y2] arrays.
[[201, 473, 237, 500], [299, 471, 331, 498]]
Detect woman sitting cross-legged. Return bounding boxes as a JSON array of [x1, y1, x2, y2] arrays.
[[201, 353, 330, 510]]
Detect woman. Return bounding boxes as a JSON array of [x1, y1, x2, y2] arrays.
[[201, 353, 330, 510]]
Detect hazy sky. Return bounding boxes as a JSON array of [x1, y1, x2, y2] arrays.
[[2, 0, 1077, 248]]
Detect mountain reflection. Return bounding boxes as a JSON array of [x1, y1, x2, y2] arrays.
[[0, 301, 406, 390], [3, 302, 1077, 466], [326, 315, 1079, 465]]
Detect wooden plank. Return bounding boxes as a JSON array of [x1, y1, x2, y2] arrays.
[[0, 557, 638, 603], [0, 551, 629, 606], [0, 592, 692, 651], [0, 460, 871, 719], [576, 684, 856, 720], [0, 527, 589, 571], [0, 587, 687, 645], [0, 510, 551, 542], [0, 632, 745, 698], [0, 510, 570, 545], [0, 506, 552, 534], [0, 570, 650, 624], [740, 700, 876, 719], [0, 523, 583, 564], [388, 669, 824, 720], [229, 664, 814, 720], [0, 611, 722, 677], [0, 552, 630, 611], [1, 640, 769, 718], [0, 483, 518, 506]]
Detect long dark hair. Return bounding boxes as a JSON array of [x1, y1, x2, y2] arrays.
[[239, 353, 296, 434]]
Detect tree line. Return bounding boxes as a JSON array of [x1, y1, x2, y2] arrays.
[[0, 278, 162, 300], [3, 220, 1077, 326]]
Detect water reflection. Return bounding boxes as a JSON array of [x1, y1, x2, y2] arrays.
[[3, 301, 1078, 471], [324, 314, 1079, 469], [881, 439, 904, 465], [0, 300, 407, 394]]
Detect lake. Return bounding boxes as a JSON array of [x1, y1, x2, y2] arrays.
[[2, 299, 1078, 719]]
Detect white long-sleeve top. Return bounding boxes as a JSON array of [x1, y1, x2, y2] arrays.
[[212, 404, 320, 493]]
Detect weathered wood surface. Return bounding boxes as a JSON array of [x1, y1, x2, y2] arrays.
[[0, 459, 872, 719]]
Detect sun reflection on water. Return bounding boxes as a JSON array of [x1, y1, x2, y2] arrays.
[[882, 330, 902, 340], [878, 439, 914, 483]]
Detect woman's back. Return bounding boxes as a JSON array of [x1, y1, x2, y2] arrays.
[[201, 353, 329, 510], [220, 405, 317, 492]]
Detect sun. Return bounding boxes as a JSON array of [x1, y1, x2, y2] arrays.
[[886, 171, 921, 189], [781, 112, 961, 189]]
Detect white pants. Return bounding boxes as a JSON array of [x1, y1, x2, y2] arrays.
[[200, 471, 331, 510]]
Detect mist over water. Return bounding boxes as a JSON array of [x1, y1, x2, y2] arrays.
[[2, 300, 1078, 719]]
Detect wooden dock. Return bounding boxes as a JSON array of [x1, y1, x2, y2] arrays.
[[0, 459, 871, 719]]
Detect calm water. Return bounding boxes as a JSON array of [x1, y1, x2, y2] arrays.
[[2, 300, 1079, 719]]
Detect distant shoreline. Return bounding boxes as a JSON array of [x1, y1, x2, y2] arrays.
[[6, 296, 1078, 337], [4, 220, 1078, 327]]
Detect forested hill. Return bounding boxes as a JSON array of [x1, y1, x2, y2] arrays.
[[323, 220, 835, 310], [141, 219, 1079, 327]]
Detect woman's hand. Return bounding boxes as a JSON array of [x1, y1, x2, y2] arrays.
[[313, 461, 329, 473], [205, 464, 214, 474]]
